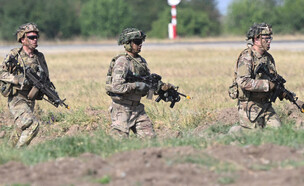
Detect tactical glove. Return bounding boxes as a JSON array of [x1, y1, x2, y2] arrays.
[[269, 81, 276, 91], [135, 82, 150, 92], [161, 83, 175, 91]]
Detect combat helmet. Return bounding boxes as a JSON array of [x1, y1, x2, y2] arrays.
[[16, 22, 39, 43], [246, 23, 272, 40], [118, 28, 146, 45]]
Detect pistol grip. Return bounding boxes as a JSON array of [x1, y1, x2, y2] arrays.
[[146, 89, 154, 100]]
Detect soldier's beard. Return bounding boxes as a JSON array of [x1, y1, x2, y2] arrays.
[[26, 42, 38, 50]]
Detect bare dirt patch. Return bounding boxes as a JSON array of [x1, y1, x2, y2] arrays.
[[1, 105, 304, 186], [0, 144, 304, 186]]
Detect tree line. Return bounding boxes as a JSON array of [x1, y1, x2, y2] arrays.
[[0, 0, 303, 41]]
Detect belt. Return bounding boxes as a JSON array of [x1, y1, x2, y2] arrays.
[[113, 99, 140, 106], [249, 97, 269, 103]]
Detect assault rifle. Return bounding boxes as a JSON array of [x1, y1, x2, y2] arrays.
[[5, 56, 69, 109], [126, 72, 190, 108], [126, 72, 161, 100], [24, 66, 69, 109], [255, 63, 304, 113]]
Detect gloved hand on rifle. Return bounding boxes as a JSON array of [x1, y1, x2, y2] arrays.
[[160, 83, 175, 91], [135, 82, 150, 92], [269, 81, 276, 91]]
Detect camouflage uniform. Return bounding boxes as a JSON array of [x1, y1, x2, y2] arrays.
[[235, 23, 281, 129], [0, 23, 49, 147], [236, 47, 281, 128], [108, 54, 155, 138], [106, 28, 155, 138]]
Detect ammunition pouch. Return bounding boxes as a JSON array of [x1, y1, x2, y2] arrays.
[[228, 81, 239, 99], [0, 81, 12, 97], [106, 75, 112, 85]]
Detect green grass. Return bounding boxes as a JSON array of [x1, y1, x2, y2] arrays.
[[219, 122, 304, 148], [217, 176, 235, 185], [0, 129, 208, 165], [1, 120, 304, 166], [95, 175, 111, 184]]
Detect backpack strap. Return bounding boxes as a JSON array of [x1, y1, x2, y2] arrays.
[[107, 53, 126, 77]]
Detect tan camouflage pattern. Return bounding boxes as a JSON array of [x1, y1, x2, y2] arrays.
[[238, 100, 281, 129], [236, 47, 281, 128], [109, 102, 155, 138], [0, 48, 49, 87], [110, 54, 150, 101], [236, 47, 275, 94], [0, 47, 49, 147], [8, 95, 40, 147], [260, 25, 272, 35], [108, 54, 155, 138]]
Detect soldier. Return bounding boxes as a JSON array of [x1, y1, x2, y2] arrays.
[[105, 28, 157, 138], [0, 23, 49, 147], [232, 22, 281, 130]]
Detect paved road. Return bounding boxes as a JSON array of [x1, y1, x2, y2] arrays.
[[1, 40, 304, 56]]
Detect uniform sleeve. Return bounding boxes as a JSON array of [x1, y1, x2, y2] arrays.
[[111, 57, 136, 94], [236, 52, 270, 92], [0, 52, 19, 84]]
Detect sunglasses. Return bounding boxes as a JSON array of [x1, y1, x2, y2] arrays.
[[27, 35, 39, 40], [132, 39, 143, 45], [261, 36, 272, 42]]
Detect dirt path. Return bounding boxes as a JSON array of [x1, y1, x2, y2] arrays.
[[0, 144, 304, 186]]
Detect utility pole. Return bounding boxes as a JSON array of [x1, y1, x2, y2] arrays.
[[167, 0, 181, 39]]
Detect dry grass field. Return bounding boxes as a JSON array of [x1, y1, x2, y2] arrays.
[[1, 41, 304, 132], [1, 40, 304, 185]]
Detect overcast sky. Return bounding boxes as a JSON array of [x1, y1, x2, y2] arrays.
[[216, 0, 233, 15]]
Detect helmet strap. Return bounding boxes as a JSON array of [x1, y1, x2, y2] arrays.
[[124, 43, 132, 52]]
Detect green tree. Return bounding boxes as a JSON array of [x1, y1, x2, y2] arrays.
[[0, 0, 81, 40], [178, 8, 217, 37], [80, 0, 132, 38], [127, 0, 167, 32], [225, 0, 280, 35], [30, 0, 81, 39], [148, 9, 171, 38], [181, 0, 220, 19], [0, 0, 36, 40], [273, 0, 304, 33]]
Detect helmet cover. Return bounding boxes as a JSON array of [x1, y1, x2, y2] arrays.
[[118, 28, 146, 45], [16, 22, 39, 42], [246, 23, 272, 40]]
